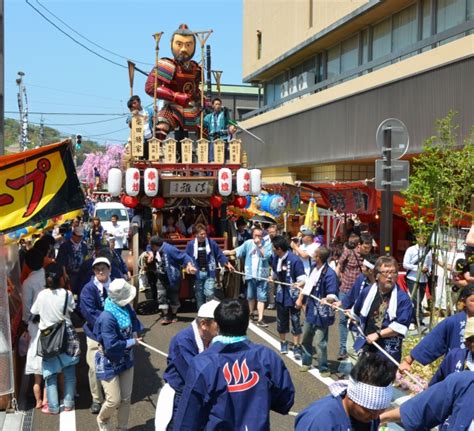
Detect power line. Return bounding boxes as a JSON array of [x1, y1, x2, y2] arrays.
[[6, 80, 126, 102], [29, 116, 126, 127], [6, 111, 126, 116], [25, 0, 127, 70], [27, 99, 122, 110], [36, 0, 153, 67]]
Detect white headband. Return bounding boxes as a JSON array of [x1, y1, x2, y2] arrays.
[[347, 378, 393, 410], [363, 259, 375, 270]]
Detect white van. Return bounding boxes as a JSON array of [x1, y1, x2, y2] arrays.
[[93, 202, 130, 248]]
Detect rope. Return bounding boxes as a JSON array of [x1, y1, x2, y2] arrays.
[[223, 267, 425, 391], [138, 340, 169, 358]]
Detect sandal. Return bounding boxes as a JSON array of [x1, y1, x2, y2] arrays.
[[41, 404, 58, 415]]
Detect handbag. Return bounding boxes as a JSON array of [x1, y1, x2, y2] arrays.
[[37, 289, 69, 359]]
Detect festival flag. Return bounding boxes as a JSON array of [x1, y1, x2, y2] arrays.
[[0, 141, 85, 234], [304, 197, 319, 227]]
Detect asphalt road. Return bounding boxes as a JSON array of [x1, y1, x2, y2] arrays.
[[30, 293, 342, 431]]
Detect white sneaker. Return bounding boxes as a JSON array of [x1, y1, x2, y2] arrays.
[[409, 323, 416, 330]]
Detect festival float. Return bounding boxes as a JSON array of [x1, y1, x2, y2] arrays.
[[103, 24, 284, 297]]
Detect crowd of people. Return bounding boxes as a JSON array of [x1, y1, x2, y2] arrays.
[[18, 213, 474, 429]]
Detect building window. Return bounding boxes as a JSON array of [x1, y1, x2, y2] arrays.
[[468, 0, 474, 19], [327, 44, 341, 80], [372, 18, 392, 59], [422, 0, 432, 39], [437, 0, 466, 33], [361, 29, 369, 65], [257, 30, 262, 60], [392, 4, 417, 51], [341, 34, 359, 73]]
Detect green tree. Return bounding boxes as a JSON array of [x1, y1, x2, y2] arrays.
[[402, 111, 473, 322]]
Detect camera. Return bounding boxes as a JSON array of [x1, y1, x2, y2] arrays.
[[291, 237, 300, 244]]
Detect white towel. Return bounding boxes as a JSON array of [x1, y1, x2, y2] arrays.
[[359, 283, 397, 322], [303, 265, 323, 296], [193, 238, 211, 260], [276, 251, 289, 272]]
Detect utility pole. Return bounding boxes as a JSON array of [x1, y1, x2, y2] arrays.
[[16, 71, 29, 151], [39, 115, 45, 146]]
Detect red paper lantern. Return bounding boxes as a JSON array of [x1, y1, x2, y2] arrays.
[[210, 195, 223, 209], [151, 197, 166, 209], [233, 196, 247, 209], [121, 195, 139, 208]]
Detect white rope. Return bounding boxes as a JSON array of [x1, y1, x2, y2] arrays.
[[138, 340, 169, 358], [224, 267, 425, 391]]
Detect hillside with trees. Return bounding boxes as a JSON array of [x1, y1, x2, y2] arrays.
[[4, 117, 105, 164]]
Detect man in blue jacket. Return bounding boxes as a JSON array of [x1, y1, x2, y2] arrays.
[[296, 246, 339, 375], [147, 235, 197, 325], [429, 316, 474, 386], [271, 235, 307, 359], [79, 257, 112, 414], [155, 300, 220, 431], [296, 353, 397, 430], [185, 223, 233, 309], [173, 298, 295, 430], [380, 371, 474, 430]]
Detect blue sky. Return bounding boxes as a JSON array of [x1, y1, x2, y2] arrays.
[[5, 0, 243, 145]]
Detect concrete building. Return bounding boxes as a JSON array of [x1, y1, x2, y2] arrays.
[[210, 83, 259, 121], [240, 0, 473, 183]]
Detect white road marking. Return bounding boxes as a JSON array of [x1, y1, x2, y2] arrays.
[[60, 406, 76, 431], [248, 322, 335, 387]]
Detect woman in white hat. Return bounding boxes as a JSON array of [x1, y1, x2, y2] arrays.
[[94, 279, 143, 431]]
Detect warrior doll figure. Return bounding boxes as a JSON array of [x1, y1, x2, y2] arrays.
[[145, 24, 202, 140]]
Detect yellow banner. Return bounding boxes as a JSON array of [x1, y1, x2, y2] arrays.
[[0, 141, 85, 234]]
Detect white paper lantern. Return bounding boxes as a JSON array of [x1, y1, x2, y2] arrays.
[[218, 168, 232, 197], [144, 168, 159, 197], [236, 168, 250, 196], [125, 168, 140, 197], [250, 169, 262, 196], [107, 168, 122, 197]]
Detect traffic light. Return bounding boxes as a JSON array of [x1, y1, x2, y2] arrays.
[[76, 134, 82, 150]]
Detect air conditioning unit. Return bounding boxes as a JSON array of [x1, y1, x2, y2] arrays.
[[289, 77, 298, 94], [280, 81, 289, 99], [298, 72, 315, 92]]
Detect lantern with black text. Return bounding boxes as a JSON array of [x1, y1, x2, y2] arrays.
[[218, 168, 232, 197], [107, 168, 122, 197], [236, 168, 250, 196], [144, 168, 159, 197], [125, 168, 140, 197], [250, 169, 262, 196]]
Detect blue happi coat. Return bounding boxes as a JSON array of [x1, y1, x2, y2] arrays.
[[400, 371, 474, 431], [430, 348, 471, 386], [93, 306, 143, 381], [411, 311, 468, 365], [173, 339, 295, 430], [158, 242, 193, 287], [352, 283, 412, 362], [304, 264, 339, 328], [295, 394, 379, 431], [271, 251, 306, 307], [164, 321, 203, 393], [185, 237, 228, 279]]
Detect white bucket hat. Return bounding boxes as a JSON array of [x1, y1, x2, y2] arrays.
[[108, 278, 136, 307]]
